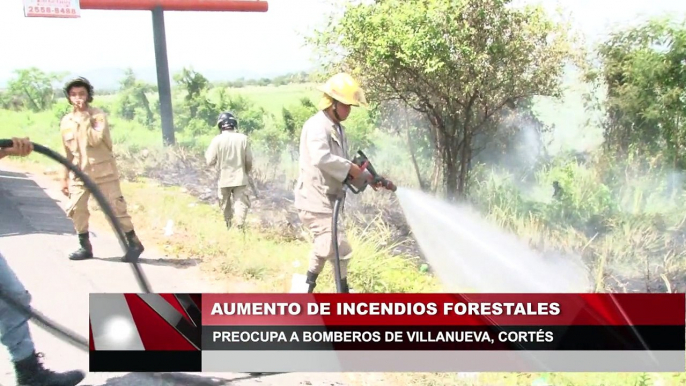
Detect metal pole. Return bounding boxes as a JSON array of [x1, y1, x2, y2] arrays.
[[151, 6, 175, 146]]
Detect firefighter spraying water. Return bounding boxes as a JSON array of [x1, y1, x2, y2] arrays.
[[290, 73, 396, 294], [284, 72, 591, 296]]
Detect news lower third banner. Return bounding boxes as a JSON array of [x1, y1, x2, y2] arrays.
[[88, 293, 685, 373]]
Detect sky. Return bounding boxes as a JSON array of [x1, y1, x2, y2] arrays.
[[0, 0, 684, 86], [0, 0, 333, 85]]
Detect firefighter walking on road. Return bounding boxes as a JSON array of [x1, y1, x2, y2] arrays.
[[59, 77, 145, 262], [205, 112, 254, 230], [1, 137, 86, 386], [292, 73, 395, 293]]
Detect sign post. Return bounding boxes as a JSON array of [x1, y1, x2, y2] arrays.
[[24, 0, 81, 18]]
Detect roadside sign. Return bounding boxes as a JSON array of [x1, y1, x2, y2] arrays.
[[24, 0, 81, 18]]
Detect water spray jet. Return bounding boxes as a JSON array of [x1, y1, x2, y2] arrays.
[[395, 188, 592, 293]]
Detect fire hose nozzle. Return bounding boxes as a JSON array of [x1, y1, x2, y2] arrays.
[[345, 150, 396, 194], [375, 176, 397, 192]]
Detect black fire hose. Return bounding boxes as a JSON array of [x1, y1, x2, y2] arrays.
[[0, 139, 152, 352], [333, 174, 397, 294], [332, 196, 345, 293]]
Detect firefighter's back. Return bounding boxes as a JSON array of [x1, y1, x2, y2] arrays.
[[213, 131, 251, 188]]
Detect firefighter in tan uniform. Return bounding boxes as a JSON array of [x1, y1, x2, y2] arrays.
[[205, 112, 253, 230], [293, 73, 395, 293], [59, 77, 145, 262]]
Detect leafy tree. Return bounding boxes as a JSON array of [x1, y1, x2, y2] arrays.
[[172, 67, 217, 135], [6, 67, 65, 112], [282, 97, 317, 138], [119, 68, 137, 90], [280, 97, 317, 160], [51, 100, 71, 123], [116, 68, 157, 127], [309, 0, 578, 199], [342, 107, 376, 156], [215, 91, 267, 135], [174, 67, 210, 119], [471, 101, 551, 178], [376, 100, 436, 191], [172, 68, 268, 136], [589, 16, 686, 169], [0, 91, 20, 111]]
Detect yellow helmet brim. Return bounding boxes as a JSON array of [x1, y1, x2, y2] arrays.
[[317, 74, 369, 108], [317, 94, 334, 111]]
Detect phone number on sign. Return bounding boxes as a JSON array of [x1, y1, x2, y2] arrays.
[[27, 6, 77, 15]]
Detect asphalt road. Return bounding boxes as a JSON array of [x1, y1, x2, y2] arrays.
[[0, 165, 347, 386]]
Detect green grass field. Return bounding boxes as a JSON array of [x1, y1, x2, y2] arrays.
[[237, 83, 321, 114]]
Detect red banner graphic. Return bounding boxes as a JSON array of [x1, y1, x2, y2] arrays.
[[89, 293, 204, 372], [201, 293, 685, 326], [89, 293, 202, 351]]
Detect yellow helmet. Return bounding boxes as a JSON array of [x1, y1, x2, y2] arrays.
[[317, 73, 368, 110]]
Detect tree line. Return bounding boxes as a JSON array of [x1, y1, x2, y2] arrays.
[[0, 69, 314, 112]]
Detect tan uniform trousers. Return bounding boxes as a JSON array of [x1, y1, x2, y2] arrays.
[[298, 210, 353, 278], [219, 185, 250, 227], [66, 179, 134, 234]]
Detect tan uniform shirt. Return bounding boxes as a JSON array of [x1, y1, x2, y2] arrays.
[[294, 110, 353, 214], [205, 131, 253, 188], [60, 108, 119, 185]]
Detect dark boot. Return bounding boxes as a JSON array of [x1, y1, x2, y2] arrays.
[[340, 277, 350, 293], [306, 271, 318, 293], [68, 233, 93, 261], [121, 230, 145, 262], [14, 351, 85, 386]]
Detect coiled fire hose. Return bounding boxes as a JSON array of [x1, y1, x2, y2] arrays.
[[0, 139, 152, 353]]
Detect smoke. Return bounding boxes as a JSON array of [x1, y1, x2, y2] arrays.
[[396, 187, 592, 293], [469, 106, 556, 205], [614, 161, 686, 216], [666, 171, 685, 198], [474, 109, 547, 172]]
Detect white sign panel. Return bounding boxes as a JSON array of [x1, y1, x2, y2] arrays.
[[24, 0, 81, 18]]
